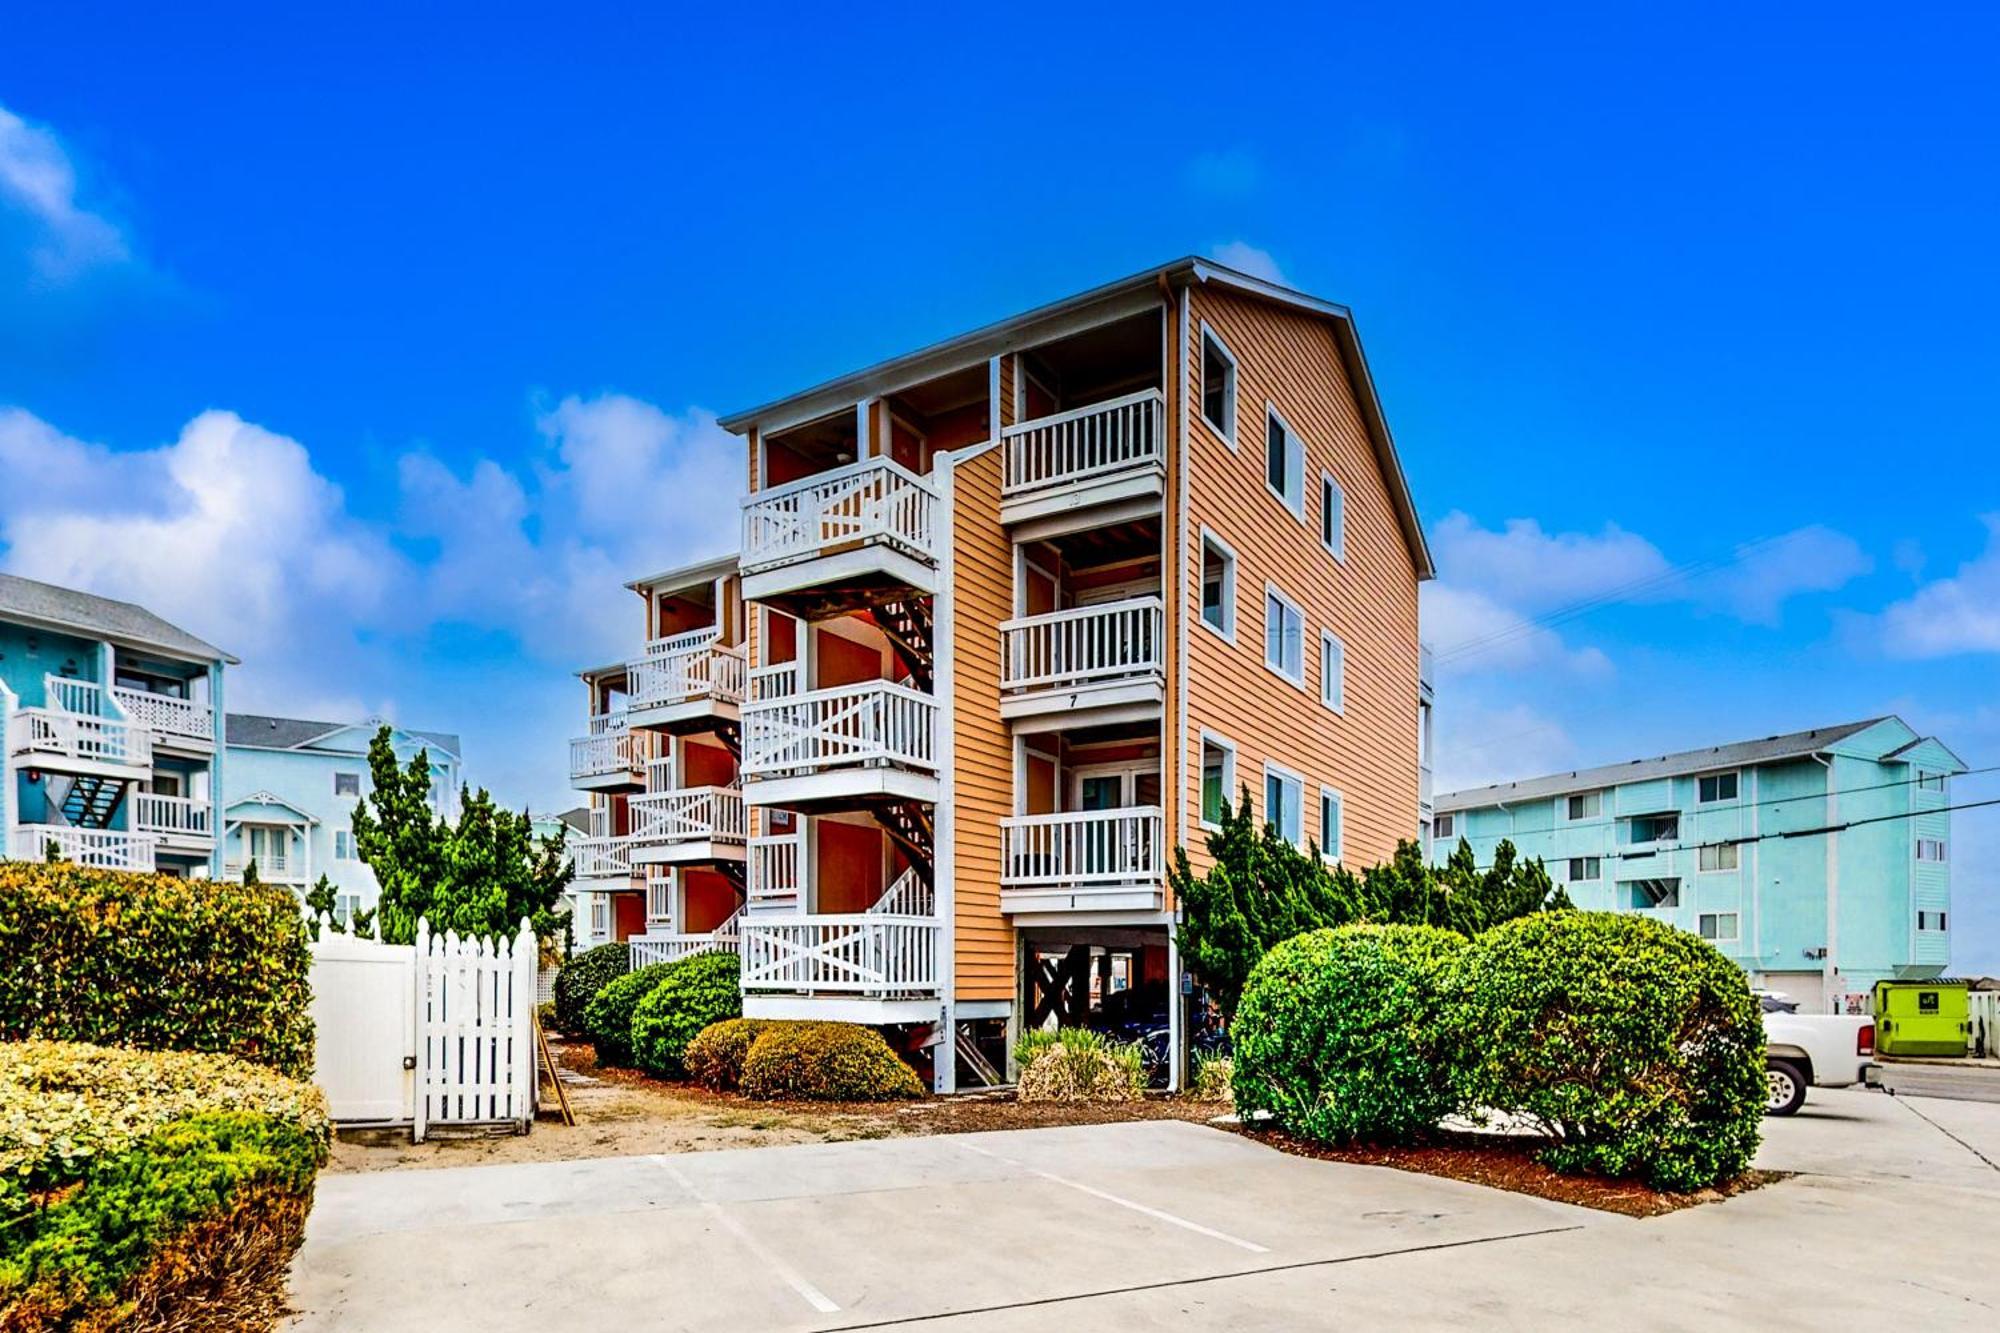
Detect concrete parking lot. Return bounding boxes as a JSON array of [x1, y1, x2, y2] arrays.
[[289, 1086, 2000, 1330]]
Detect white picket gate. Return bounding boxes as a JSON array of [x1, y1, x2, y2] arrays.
[[308, 916, 539, 1140]]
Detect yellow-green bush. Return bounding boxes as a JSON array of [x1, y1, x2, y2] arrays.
[[683, 1018, 776, 1092], [1015, 1029, 1147, 1103], [738, 1022, 924, 1101], [0, 864, 313, 1077]]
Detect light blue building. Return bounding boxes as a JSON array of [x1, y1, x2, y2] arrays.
[[1432, 717, 1965, 1013], [0, 573, 233, 878], [223, 713, 462, 922]]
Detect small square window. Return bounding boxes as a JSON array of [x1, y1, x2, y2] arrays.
[[1201, 533, 1237, 638], [1264, 407, 1304, 514], [1200, 328, 1236, 442], [1699, 842, 1740, 872], [1565, 791, 1603, 821], [1916, 838, 1948, 863], [1568, 856, 1602, 882], [1200, 735, 1236, 829], [1264, 765, 1304, 846], [1434, 813, 1456, 841], [1918, 910, 1949, 932], [1917, 771, 1946, 793], [1319, 631, 1345, 712], [1319, 788, 1344, 863], [333, 772, 362, 799], [1698, 912, 1739, 943], [1698, 773, 1739, 804], [1320, 473, 1345, 558], [1265, 588, 1305, 683]]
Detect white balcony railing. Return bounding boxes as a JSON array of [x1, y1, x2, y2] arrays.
[[45, 676, 108, 716], [569, 726, 648, 783], [630, 786, 747, 847], [741, 456, 938, 573], [742, 680, 938, 778], [747, 832, 804, 911], [631, 910, 743, 968], [10, 708, 152, 769], [132, 793, 213, 842], [739, 914, 940, 996], [1002, 389, 1165, 497], [111, 687, 214, 745], [570, 835, 635, 881], [1000, 597, 1165, 693], [628, 633, 746, 712], [15, 825, 158, 872], [1002, 807, 1164, 887], [749, 663, 799, 701]]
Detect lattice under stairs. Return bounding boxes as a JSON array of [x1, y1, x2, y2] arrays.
[[871, 597, 934, 693], [56, 775, 128, 830]]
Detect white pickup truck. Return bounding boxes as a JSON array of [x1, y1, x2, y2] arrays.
[[1760, 993, 1882, 1115]]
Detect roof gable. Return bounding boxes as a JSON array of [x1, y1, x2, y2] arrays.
[[225, 713, 462, 760], [0, 572, 236, 664]]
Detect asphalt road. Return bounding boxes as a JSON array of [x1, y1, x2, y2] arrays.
[[1879, 1062, 2000, 1104]]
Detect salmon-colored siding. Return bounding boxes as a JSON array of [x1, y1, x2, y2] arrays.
[[947, 445, 1015, 1002], [1177, 284, 1420, 875]]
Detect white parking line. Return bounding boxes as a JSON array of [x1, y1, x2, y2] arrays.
[[954, 1140, 1270, 1253], [649, 1155, 841, 1314]]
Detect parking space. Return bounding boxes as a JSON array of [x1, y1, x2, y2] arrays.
[[288, 1093, 2000, 1331]]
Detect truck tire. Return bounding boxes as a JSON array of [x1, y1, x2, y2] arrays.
[[1765, 1059, 1808, 1116]]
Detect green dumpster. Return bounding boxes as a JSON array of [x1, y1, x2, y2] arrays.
[[1873, 979, 1971, 1057]]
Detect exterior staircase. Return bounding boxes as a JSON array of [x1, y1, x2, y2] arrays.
[[871, 598, 933, 693], [56, 774, 128, 829], [872, 800, 933, 887]]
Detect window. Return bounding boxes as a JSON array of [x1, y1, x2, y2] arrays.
[[1697, 773, 1739, 804], [1918, 910, 1949, 932], [1916, 838, 1948, 862], [1624, 878, 1680, 909], [334, 830, 357, 861], [1565, 791, 1603, 821], [1319, 788, 1344, 863], [334, 892, 362, 926], [333, 771, 362, 798], [1320, 472, 1345, 558], [1200, 734, 1237, 829], [1699, 842, 1740, 872], [1629, 812, 1680, 843], [1917, 770, 1946, 793], [1568, 856, 1602, 882], [1264, 587, 1305, 683], [1319, 631, 1345, 712], [1434, 813, 1456, 841], [1200, 531, 1237, 639], [1263, 764, 1304, 846], [1698, 912, 1740, 943], [1200, 326, 1237, 443], [588, 894, 608, 935], [1264, 406, 1304, 514]]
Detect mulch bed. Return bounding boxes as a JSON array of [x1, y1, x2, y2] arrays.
[[1232, 1123, 1786, 1217]]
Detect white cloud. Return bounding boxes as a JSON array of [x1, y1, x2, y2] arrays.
[[1208, 241, 1288, 286], [1706, 525, 1872, 626], [1432, 700, 1577, 794], [1420, 582, 1610, 677], [1430, 511, 1670, 613], [1876, 515, 2000, 657], [0, 104, 127, 283]]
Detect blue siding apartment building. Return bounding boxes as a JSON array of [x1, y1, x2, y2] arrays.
[[1431, 716, 1964, 1013], [0, 573, 233, 878]]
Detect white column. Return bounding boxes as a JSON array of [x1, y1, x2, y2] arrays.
[[1166, 926, 1184, 1094]]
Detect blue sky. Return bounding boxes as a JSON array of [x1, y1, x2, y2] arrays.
[[2, 4, 1996, 969]]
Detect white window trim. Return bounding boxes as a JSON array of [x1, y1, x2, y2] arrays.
[[1318, 785, 1345, 864], [1262, 402, 1307, 521], [1568, 856, 1602, 882], [333, 830, 357, 862], [1263, 582, 1307, 688], [1916, 838, 1948, 863], [1696, 771, 1741, 804], [1698, 911, 1741, 944], [1198, 320, 1238, 450], [1319, 470, 1346, 561], [1262, 760, 1307, 849], [1319, 629, 1345, 714], [1198, 731, 1239, 832], [1698, 842, 1741, 874], [1562, 790, 1604, 822], [1434, 812, 1456, 841], [1198, 526, 1239, 645], [333, 771, 363, 799]]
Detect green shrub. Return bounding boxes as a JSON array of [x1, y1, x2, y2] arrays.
[[738, 1022, 924, 1101], [684, 1018, 775, 1092], [1453, 912, 1765, 1191], [1232, 924, 1466, 1145], [0, 864, 313, 1077], [1191, 1052, 1234, 1104], [552, 941, 628, 1034], [1012, 1026, 1062, 1073], [1015, 1028, 1147, 1103], [583, 961, 680, 1067], [630, 953, 742, 1080]]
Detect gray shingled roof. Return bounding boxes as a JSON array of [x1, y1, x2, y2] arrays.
[[0, 572, 235, 664], [1435, 718, 1890, 812], [225, 712, 462, 758]]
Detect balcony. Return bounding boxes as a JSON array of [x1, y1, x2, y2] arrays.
[[746, 831, 804, 912], [741, 680, 940, 807], [1000, 807, 1166, 915], [111, 687, 214, 751], [626, 631, 746, 734], [9, 707, 152, 778], [569, 715, 650, 791], [629, 786, 747, 866], [16, 825, 158, 872], [1000, 390, 1166, 536], [739, 913, 942, 1022], [999, 597, 1166, 731], [631, 908, 743, 968], [131, 793, 214, 852], [570, 834, 638, 885], [739, 457, 939, 609]]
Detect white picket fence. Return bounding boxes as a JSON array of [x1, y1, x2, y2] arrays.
[[308, 916, 538, 1139]]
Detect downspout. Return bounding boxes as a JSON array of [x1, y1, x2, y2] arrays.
[[1814, 753, 1838, 1012]]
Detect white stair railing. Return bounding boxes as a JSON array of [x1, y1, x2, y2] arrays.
[[741, 679, 938, 777], [630, 907, 744, 968], [1002, 388, 1165, 496], [741, 456, 938, 572], [628, 635, 746, 710], [14, 825, 158, 871], [570, 835, 634, 880], [870, 866, 933, 917], [1000, 597, 1165, 693], [749, 662, 799, 701], [111, 687, 213, 744], [630, 786, 747, 846], [13, 708, 152, 769], [569, 726, 647, 782], [738, 914, 940, 995], [132, 793, 213, 841], [1001, 807, 1164, 886]]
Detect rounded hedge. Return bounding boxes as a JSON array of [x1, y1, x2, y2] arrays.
[[1452, 911, 1765, 1191], [1232, 924, 1467, 1145], [684, 1018, 775, 1092], [552, 942, 628, 1035], [738, 1022, 924, 1101], [583, 961, 680, 1067], [630, 953, 742, 1080]]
